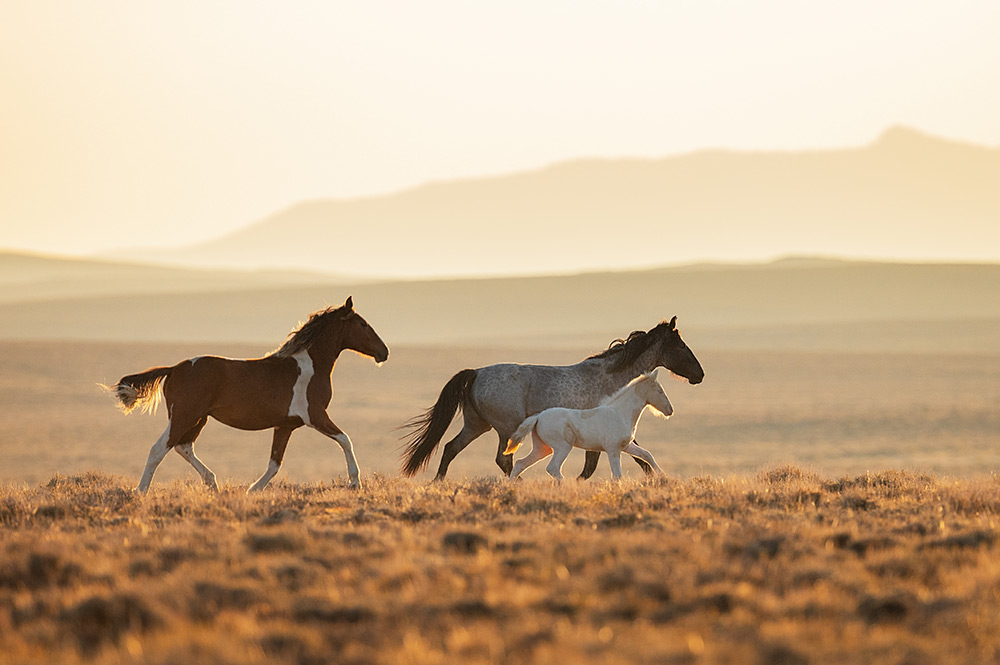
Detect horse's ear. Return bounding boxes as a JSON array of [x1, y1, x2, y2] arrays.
[[650, 369, 659, 380], [668, 316, 677, 330], [345, 296, 354, 310]]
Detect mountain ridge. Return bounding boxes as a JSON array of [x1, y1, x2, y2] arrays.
[[104, 127, 1000, 278]]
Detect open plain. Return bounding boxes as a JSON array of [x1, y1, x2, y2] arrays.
[[2, 338, 999, 663], [1, 257, 998, 664], [1, 339, 998, 487]]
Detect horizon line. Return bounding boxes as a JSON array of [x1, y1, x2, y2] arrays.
[[3, 247, 1000, 284]]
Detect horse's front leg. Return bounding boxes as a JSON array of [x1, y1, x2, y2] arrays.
[[578, 447, 650, 481], [631, 441, 654, 475], [607, 447, 624, 480], [623, 441, 663, 474], [578, 450, 601, 480], [312, 414, 362, 489]]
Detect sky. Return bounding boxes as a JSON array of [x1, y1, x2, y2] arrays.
[[1, 0, 999, 260]]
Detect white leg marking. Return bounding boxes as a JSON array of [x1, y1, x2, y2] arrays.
[[332, 431, 361, 488], [288, 351, 314, 426], [248, 459, 281, 493], [174, 442, 219, 491], [136, 421, 171, 493]]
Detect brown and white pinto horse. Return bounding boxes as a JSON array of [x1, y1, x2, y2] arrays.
[[106, 297, 388, 493]]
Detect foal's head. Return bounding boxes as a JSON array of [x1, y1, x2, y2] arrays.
[[636, 370, 674, 418]]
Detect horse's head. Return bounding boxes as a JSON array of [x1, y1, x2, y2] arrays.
[[339, 296, 390, 364], [637, 370, 673, 418], [655, 317, 704, 385]]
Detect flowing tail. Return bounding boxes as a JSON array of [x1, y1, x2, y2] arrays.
[[399, 369, 478, 477], [102, 366, 173, 415], [503, 415, 539, 456]]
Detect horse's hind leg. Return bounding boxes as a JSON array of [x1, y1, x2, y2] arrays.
[[173, 417, 218, 491], [135, 422, 173, 493], [435, 409, 490, 481], [248, 426, 297, 493], [494, 429, 514, 477], [544, 440, 572, 482], [509, 435, 553, 480]]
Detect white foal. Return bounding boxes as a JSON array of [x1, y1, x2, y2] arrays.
[[504, 370, 672, 481]]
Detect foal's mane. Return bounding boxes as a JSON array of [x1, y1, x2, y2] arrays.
[[589, 321, 673, 372], [600, 372, 671, 418], [599, 372, 651, 405], [268, 304, 351, 358]]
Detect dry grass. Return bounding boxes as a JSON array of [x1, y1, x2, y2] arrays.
[[2, 469, 1000, 664]]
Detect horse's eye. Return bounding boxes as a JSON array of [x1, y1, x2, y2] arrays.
[[361, 321, 368, 328]]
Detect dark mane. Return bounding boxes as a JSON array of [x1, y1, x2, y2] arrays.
[[589, 321, 672, 372], [268, 304, 351, 358]]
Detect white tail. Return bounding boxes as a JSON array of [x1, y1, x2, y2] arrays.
[[100, 366, 172, 415], [503, 415, 539, 456]]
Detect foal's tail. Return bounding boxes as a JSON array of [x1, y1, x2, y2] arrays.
[[102, 366, 173, 415], [399, 368, 477, 477], [503, 415, 538, 456]]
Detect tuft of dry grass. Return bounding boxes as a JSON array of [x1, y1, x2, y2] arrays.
[[1, 469, 999, 664]]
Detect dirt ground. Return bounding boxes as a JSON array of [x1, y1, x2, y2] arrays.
[[0, 340, 997, 488]]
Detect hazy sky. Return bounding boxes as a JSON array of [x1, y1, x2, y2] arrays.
[[2, 1, 998, 258]]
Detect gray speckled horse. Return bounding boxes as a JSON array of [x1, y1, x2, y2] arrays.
[[400, 317, 704, 480]]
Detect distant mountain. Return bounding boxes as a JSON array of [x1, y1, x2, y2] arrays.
[[2, 258, 998, 354], [114, 127, 1000, 277], [0, 250, 354, 304]]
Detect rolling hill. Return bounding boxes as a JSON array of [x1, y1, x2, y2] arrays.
[[111, 127, 1000, 277], [1, 255, 997, 353], [0, 250, 353, 304]]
